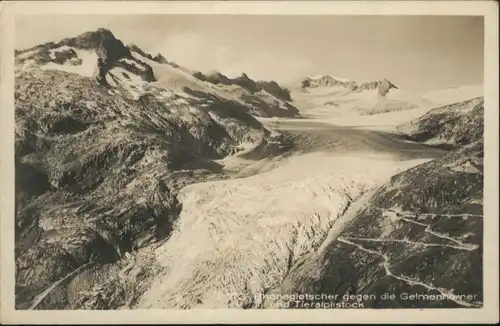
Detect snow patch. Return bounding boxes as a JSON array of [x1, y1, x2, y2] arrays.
[[39, 49, 98, 77], [329, 75, 352, 82], [130, 50, 156, 66], [174, 98, 189, 105]]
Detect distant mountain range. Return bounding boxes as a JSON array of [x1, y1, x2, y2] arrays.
[[292, 74, 482, 116], [301, 75, 398, 96]]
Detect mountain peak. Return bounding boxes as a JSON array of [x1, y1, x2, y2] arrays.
[[15, 27, 131, 68], [59, 28, 130, 64], [95, 27, 114, 35], [74, 27, 116, 42], [301, 74, 398, 96], [302, 75, 357, 90], [357, 78, 398, 96]]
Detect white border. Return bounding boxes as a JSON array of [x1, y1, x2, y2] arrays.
[[1, 1, 498, 324]]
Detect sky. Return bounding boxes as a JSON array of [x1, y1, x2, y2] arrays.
[[15, 15, 484, 91]]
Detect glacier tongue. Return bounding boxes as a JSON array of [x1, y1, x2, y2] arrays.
[[137, 153, 425, 309]]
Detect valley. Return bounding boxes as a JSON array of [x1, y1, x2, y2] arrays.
[[13, 29, 484, 310]]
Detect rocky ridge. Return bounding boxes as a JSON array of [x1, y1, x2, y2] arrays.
[[301, 75, 398, 96], [194, 71, 293, 102], [193, 71, 298, 117]]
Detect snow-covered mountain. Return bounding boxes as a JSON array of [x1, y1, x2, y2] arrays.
[[302, 75, 397, 96], [292, 74, 484, 119], [15, 28, 299, 119], [293, 74, 432, 116]]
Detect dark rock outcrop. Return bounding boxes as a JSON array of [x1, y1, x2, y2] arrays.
[[16, 161, 51, 196], [152, 53, 168, 64], [114, 57, 156, 82], [52, 48, 78, 65], [232, 73, 258, 93], [127, 44, 169, 65], [357, 78, 398, 96], [127, 44, 153, 60], [59, 28, 131, 66], [193, 71, 232, 85], [256, 80, 292, 102], [96, 58, 107, 85]]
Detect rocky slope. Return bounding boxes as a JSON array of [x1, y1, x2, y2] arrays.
[[14, 29, 294, 309], [194, 71, 292, 101], [397, 97, 484, 149], [193, 71, 298, 117], [423, 85, 484, 106], [262, 97, 484, 309]]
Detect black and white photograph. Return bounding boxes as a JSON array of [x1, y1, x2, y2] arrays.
[[1, 1, 498, 324]]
